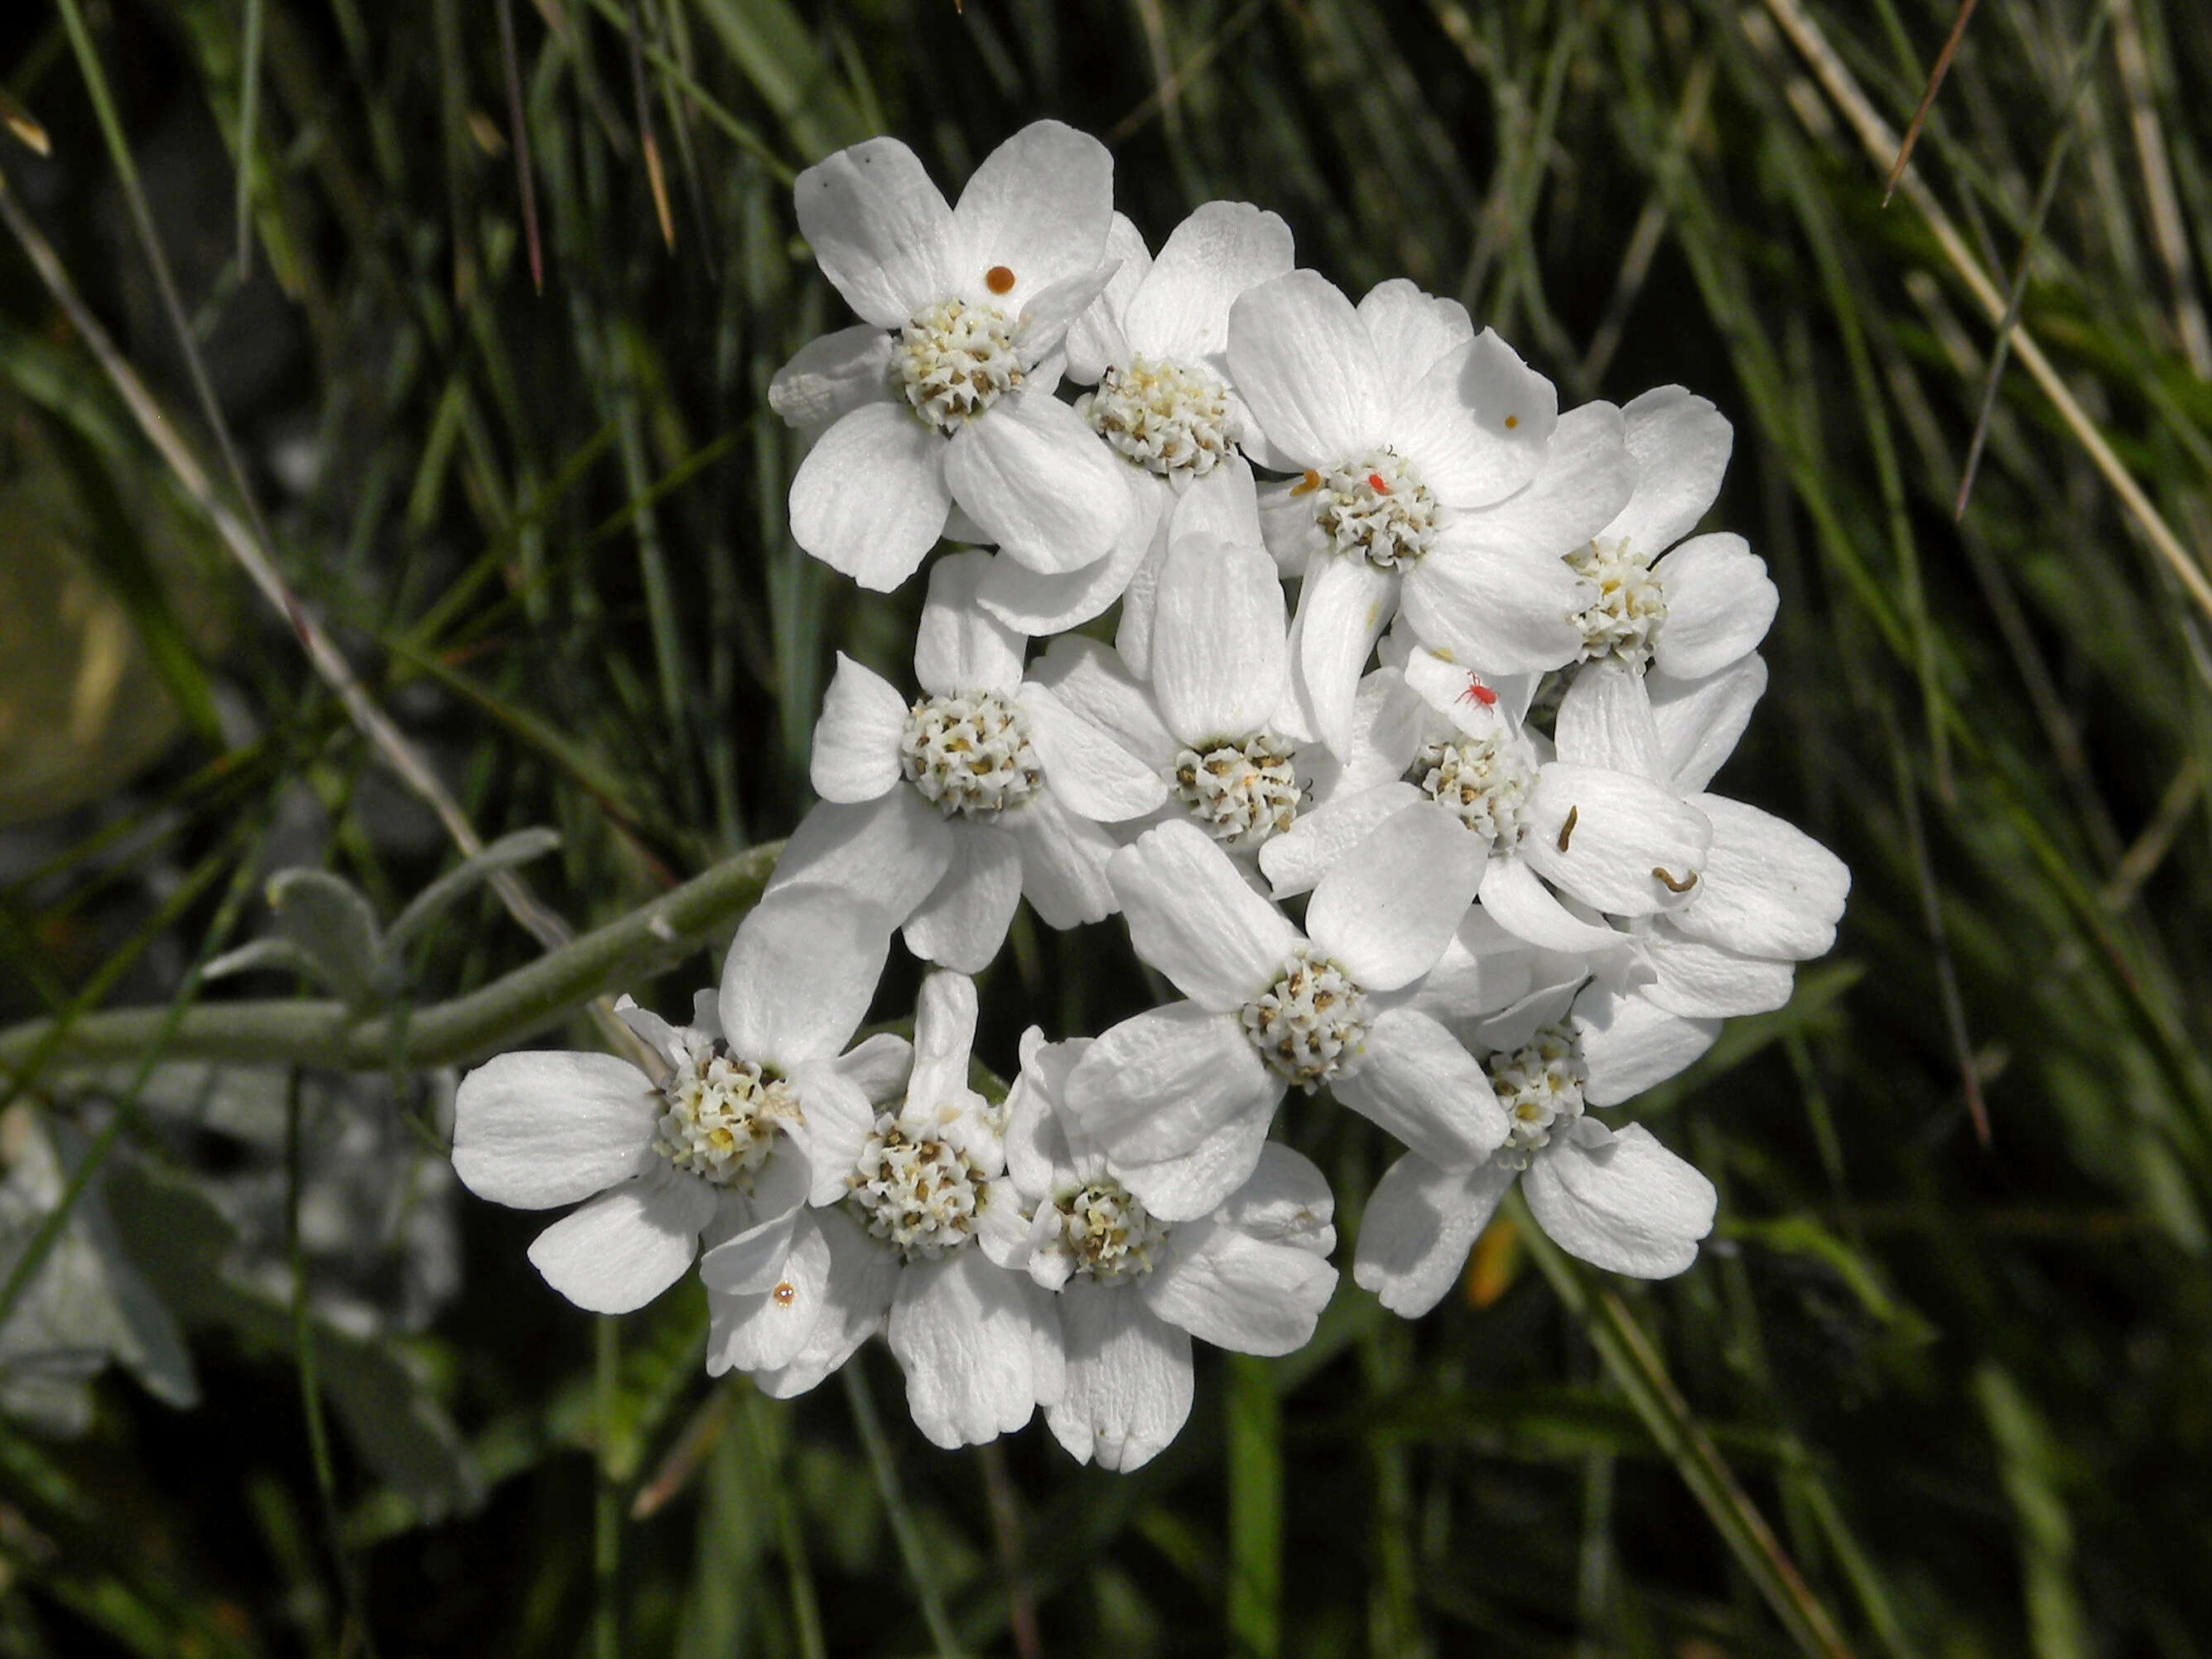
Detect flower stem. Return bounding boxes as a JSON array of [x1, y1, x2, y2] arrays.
[[1224, 1353, 1282, 1659], [0, 842, 782, 1078]]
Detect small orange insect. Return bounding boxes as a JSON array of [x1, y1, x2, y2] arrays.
[[1457, 671, 1498, 708], [1366, 471, 1390, 494]]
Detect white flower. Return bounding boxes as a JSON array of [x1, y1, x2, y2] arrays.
[[1066, 811, 1506, 1223], [450, 884, 891, 1315], [986, 1028, 1337, 1471], [776, 551, 1162, 972], [972, 202, 1296, 642], [769, 122, 1137, 591], [1226, 274, 1630, 755], [1564, 388, 1777, 676], [1354, 1016, 1718, 1316], [1258, 651, 1714, 955], [1024, 476, 1312, 858], [1573, 654, 1851, 1019], [701, 972, 1063, 1448]]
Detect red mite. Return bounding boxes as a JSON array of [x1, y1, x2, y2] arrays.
[[1458, 673, 1498, 708], [1366, 472, 1390, 494]]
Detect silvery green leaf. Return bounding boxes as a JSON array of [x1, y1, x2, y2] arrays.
[[267, 868, 383, 1005], [201, 935, 333, 987], [383, 827, 561, 962]]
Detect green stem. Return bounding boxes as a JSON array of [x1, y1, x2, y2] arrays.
[[1514, 1196, 1856, 1659], [842, 1364, 965, 1659], [1225, 1353, 1283, 1659], [0, 842, 781, 1076]]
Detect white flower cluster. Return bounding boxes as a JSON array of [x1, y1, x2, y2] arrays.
[[451, 123, 1849, 1471]]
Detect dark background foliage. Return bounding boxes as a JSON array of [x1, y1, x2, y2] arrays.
[[1, 0, 2210, 1655]]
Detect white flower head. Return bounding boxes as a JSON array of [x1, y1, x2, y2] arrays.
[[769, 123, 1141, 593], [971, 201, 1295, 644], [1353, 1007, 1719, 1318], [1565, 388, 1778, 676], [450, 883, 893, 1317], [1023, 476, 1313, 857], [701, 972, 1063, 1448], [1227, 274, 1633, 756], [985, 1028, 1337, 1471], [1065, 810, 1509, 1225], [777, 550, 1169, 974], [1259, 652, 1718, 959]]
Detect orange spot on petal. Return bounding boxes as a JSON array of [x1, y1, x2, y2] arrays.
[[1504, 414, 1520, 429], [985, 264, 1016, 294], [1290, 469, 1322, 496], [772, 1281, 797, 1306]]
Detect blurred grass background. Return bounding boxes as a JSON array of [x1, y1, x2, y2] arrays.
[[1, 0, 2210, 1655]]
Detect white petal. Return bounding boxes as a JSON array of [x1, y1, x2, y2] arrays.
[[1107, 819, 1299, 1008], [1307, 665, 1429, 798], [707, 1208, 836, 1374], [889, 1247, 1061, 1447], [1125, 200, 1296, 366], [1114, 529, 1171, 675], [1448, 400, 1636, 557], [1016, 263, 1121, 366], [528, 1177, 714, 1314], [1048, 1280, 1193, 1472], [750, 1208, 899, 1399], [949, 119, 1114, 311], [1151, 530, 1289, 743], [1522, 765, 1712, 918], [1259, 781, 1423, 899], [916, 549, 1027, 697], [973, 477, 1163, 634], [1064, 1002, 1283, 1221], [789, 403, 952, 591], [1394, 331, 1556, 509], [769, 791, 955, 925], [903, 823, 1024, 972], [1353, 1152, 1517, 1317], [1353, 278, 1473, 397], [1305, 802, 1485, 991], [452, 1051, 653, 1208], [908, 969, 981, 1123], [811, 653, 908, 802], [1226, 271, 1389, 469], [769, 326, 896, 437], [1552, 659, 1665, 780], [1255, 476, 1329, 574], [830, 1030, 914, 1103], [1029, 634, 1178, 773], [697, 1206, 801, 1296], [1641, 924, 1795, 1018], [1143, 1213, 1336, 1356], [1005, 792, 1120, 928], [1410, 904, 1539, 1022], [794, 137, 957, 329], [1400, 538, 1585, 675], [1570, 983, 1718, 1105], [721, 883, 892, 1071], [1470, 967, 1592, 1053], [1213, 1142, 1337, 1251], [1023, 682, 1169, 821], [945, 391, 1133, 575], [1332, 1006, 1508, 1168], [1651, 533, 1777, 680], [1650, 655, 1767, 795], [1522, 1121, 1716, 1278], [1477, 855, 1628, 954], [787, 1059, 880, 1205], [1294, 554, 1400, 760], [1002, 1028, 1084, 1201], [1065, 211, 1152, 383], [1600, 386, 1732, 557], [1170, 454, 1265, 544], [1670, 795, 1850, 961]]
